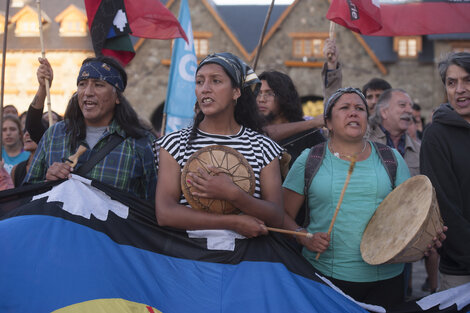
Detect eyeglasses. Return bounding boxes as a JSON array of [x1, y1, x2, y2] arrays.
[[256, 90, 276, 100]]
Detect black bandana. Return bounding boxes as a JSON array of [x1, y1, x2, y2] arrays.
[[197, 52, 260, 90]]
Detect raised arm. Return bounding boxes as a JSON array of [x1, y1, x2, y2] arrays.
[[26, 58, 54, 143], [321, 38, 342, 102]]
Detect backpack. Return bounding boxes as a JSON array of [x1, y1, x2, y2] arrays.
[[296, 141, 398, 228]]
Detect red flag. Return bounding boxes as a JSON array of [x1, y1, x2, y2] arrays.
[[326, 0, 382, 35], [84, 0, 187, 66], [125, 0, 188, 41], [327, 0, 470, 36]]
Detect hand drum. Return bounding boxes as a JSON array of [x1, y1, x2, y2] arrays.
[[181, 145, 255, 215]]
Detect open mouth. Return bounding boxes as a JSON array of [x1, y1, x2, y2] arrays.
[[201, 97, 214, 104], [456, 97, 470, 107]]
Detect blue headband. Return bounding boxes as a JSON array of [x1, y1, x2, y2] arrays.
[[77, 61, 125, 92]]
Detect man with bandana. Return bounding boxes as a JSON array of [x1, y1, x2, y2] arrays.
[[25, 57, 157, 202]]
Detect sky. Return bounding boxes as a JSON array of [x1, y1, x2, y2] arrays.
[[213, 0, 295, 4]]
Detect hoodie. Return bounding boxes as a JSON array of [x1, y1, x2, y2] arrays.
[[420, 103, 470, 275]]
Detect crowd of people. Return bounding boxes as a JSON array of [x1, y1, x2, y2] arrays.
[[1, 43, 468, 309]]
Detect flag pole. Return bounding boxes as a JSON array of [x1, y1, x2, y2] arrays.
[[161, 112, 167, 137], [36, 0, 53, 127], [327, 21, 335, 59], [0, 0, 11, 162], [252, 0, 275, 71]]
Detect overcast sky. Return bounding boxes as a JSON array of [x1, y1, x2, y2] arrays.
[[213, 0, 295, 4]]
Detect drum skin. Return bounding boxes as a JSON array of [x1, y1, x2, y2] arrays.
[[181, 145, 256, 215], [361, 175, 444, 265]]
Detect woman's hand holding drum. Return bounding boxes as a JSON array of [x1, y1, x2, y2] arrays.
[[187, 166, 240, 202]]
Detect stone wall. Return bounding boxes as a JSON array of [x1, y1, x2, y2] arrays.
[[125, 0, 455, 123]]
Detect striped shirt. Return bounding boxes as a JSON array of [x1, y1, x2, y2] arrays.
[[155, 126, 283, 205], [25, 120, 157, 201]]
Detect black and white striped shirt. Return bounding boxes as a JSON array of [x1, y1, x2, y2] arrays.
[[154, 126, 283, 206]]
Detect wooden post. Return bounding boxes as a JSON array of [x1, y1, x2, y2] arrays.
[[0, 0, 11, 161], [36, 0, 53, 127], [252, 0, 275, 71]]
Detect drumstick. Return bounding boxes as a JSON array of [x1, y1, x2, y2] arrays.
[[63, 145, 87, 168], [316, 155, 357, 260], [267, 227, 313, 238]]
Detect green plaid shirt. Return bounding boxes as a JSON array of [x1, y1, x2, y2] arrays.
[[25, 120, 157, 201]]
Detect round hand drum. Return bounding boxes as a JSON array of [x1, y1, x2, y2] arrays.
[[361, 175, 444, 265], [181, 145, 256, 215]]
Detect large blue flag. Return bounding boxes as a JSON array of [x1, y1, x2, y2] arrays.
[[164, 0, 197, 134], [0, 177, 469, 312]]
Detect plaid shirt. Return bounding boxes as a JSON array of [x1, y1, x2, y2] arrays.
[[25, 120, 157, 201]]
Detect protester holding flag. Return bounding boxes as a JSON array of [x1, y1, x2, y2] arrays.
[[155, 52, 284, 237], [24, 56, 157, 202]]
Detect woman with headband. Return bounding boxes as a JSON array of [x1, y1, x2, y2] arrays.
[[281, 87, 412, 307], [155, 52, 284, 237]]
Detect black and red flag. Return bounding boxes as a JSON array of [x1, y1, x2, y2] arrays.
[[327, 0, 470, 36], [85, 0, 187, 66]]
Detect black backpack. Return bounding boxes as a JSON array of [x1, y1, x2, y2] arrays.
[[296, 141, 398, 228]]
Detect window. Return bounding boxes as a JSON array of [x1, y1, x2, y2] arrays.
[[11, 0, 25, 8], [193, 31, 212, 58], [393, 36, 422, 58], [55, 5, 88, 37], [16, 19, 39, 36], [289, 33, 329, 60], [451, 42, 470, 53], [11, 6, 45, 37], [194, 39, 209, 57]]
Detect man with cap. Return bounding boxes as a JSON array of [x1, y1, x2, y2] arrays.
[[25, 56, 157, 202]]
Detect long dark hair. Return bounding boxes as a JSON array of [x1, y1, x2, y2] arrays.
[[259, 71, 303, 123], [64, 56, 149, 150], [189, 65, 265, 142]]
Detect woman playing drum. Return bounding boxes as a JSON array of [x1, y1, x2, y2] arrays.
[[282, 87, 413, 307], [155, 52, 284, 238]]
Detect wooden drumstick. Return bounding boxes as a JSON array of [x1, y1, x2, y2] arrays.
[[36, 0, 53, 127], [316, 155, 356, 260], [64, 145, 87, 168], [267, 227, 313, 238]]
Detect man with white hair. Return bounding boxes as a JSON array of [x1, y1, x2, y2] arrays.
[[368, 88, 420, 176]]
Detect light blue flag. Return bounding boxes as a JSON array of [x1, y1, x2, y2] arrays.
[[164, 0, 197, 134]]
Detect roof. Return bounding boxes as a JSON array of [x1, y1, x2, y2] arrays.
[[213, 4, 289, 53], [0, 0, 92, 51], [362, 35, 434, 64], [427, 33, 470, 40]]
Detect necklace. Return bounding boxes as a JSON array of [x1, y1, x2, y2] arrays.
[[330, 141, 367, 160]]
